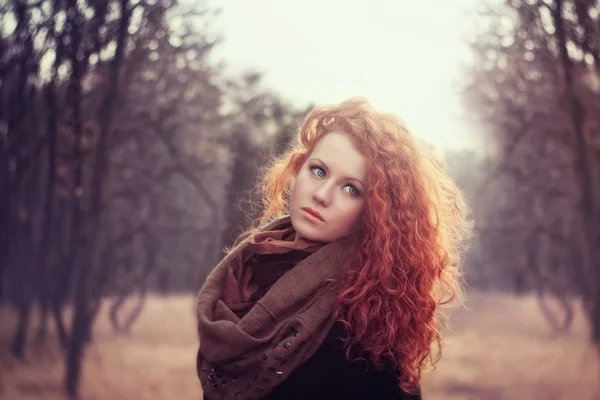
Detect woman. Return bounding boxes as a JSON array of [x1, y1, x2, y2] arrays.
[[196, 98, 472, 400]]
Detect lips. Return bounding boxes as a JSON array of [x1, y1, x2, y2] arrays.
[[302, 207, 324, 222]]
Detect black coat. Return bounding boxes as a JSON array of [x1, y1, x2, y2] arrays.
[[200, 321, 423, 400], [264, 321, 423, 400]]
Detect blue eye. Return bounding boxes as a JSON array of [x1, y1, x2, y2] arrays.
[[345, 185, 360, 196], [310, 166, 326, 178]]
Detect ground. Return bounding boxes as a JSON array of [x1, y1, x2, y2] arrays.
[[1, 291, 599, 400]]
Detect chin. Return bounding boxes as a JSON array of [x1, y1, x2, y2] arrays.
[[291, 214, 325, 242]]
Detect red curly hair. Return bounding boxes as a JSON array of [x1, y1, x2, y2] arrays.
[[252, 97, 472, 394]]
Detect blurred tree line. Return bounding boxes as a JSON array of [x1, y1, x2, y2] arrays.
[[459, 0, 600, 347], [0, 0, 307, 396], [4, 0, 600, 396]]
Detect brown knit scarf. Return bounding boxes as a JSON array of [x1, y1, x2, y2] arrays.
[[196, 216, 355, 400], [222, 222, 324, 317]]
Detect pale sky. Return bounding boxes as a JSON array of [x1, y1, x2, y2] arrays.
[[208, 0, 483, 151]]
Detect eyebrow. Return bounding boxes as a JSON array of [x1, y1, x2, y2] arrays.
[[310, 157, 365, 187]]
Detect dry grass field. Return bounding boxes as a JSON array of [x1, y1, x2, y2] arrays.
[[1, 291, 599, 400]]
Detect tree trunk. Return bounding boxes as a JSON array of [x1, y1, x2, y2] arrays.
[[35, 80, 59, 345], [53, 302, 69, 349], [65, 299, 89, 398], [220, 131, 259, 252], [10, 135, 41, 358], [36, 304, 49, 344], [0, 182, 8, 301], [64, 0, 131, 395], [63, 1, 86, 395], [10, 301, 32, 359], [552, 0, 600, 344]]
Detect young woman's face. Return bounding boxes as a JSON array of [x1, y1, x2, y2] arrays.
[[290, 131, 367, 243]]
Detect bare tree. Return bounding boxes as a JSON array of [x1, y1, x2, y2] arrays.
[[464, 0, 600, 341]]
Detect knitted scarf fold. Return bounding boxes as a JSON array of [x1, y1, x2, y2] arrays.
[[196, 216, 354, 400], [222, 222, 324, 318]]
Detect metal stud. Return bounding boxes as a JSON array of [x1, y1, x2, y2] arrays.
[[276, 371, 284, 378], [283, 341, 292, 349]]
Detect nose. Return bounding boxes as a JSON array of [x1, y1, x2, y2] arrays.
[[313, 181, 333, 207]]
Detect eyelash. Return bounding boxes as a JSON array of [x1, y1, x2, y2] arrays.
[[309, 165, 361, 196]]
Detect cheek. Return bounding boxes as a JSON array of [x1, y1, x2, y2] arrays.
[[349, 203, 366, 223], [350, 204, 366, 229], [332, 200, 365, 230], [292, 171, 308, 193], [290, 173, 306, 206]]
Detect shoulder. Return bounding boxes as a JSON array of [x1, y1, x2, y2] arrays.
[[266, 321, 422, 400]]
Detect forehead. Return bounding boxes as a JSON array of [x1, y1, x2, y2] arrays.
[[311, 132, 367, 180]]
